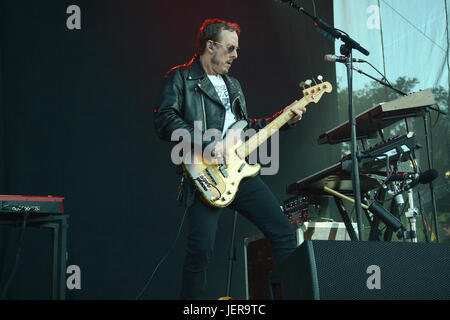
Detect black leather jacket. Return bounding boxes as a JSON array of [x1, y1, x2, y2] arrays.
[[154, 56, 279, 148]]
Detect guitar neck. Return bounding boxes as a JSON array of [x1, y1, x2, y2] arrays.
[[235, 80, 332, 159], [237, 99, 308, 158]]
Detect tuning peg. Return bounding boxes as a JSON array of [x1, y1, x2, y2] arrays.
[[305, 79, 312, 87], [299, 81, 306, 89], [317, 75, 323, 83], [312, 77, 318, 85]]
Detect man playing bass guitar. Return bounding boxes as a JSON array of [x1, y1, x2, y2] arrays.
[[154, 19, 306, 300]]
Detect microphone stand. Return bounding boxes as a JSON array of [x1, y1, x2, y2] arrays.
[[342, 47, 365, 240], [423, 114, 440, 242], [281, 2, 370, 240]]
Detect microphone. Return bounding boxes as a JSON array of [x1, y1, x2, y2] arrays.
[[404, 169, 438, 191], [324, 54, 366, 63]]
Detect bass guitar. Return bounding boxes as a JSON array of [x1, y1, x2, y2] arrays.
[[183, 77, 332, 208]]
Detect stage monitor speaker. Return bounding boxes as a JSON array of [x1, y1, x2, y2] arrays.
[[271, 240, 450, 300], [244, 222, 355, 300]]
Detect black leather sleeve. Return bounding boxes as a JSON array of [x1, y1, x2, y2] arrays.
[[153, 69, 212, 150], [246, 108, 293, 133], [154, 69, 189, 141]]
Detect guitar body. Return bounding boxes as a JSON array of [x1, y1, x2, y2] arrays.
[[183, 120, 260, 208]]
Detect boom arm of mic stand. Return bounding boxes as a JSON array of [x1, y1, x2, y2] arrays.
[[297, 7, 370, 56], [278, 3, 370, 56], [340, 34, 370, 57], [352, 66, 407, 96]]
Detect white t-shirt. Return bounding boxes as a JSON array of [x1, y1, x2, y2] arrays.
[[207, 74, 236, 138]]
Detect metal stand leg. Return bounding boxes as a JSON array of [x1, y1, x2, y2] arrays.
[[58, 216, 68, 300], [0, 215, 68, 300], [51, 222, 59, 300], [344, 50, 364, 241], [45, 216, 68, 300], [423, 113, 440, 242], [225, 210, 238, 298], [333, 197, 359, 241], [417, 191, 430, 242]]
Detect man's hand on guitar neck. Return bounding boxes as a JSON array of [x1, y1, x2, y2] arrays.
[[284, 100, 306, 126]]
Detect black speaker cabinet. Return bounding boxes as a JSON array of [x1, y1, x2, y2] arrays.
[[244, 222, 356, 299], [271, 240, 450, 300]]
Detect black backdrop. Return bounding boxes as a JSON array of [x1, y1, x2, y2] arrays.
[[0, 0, 339, 299]]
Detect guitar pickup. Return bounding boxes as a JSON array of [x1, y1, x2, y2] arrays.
[[197, 175, 210, 191], [219, 165, 229, 178], [205, 168, 219, 185]]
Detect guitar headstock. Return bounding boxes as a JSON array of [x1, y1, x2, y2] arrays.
[[300, 76, 333, 104]]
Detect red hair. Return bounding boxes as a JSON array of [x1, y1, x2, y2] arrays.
[[197, 18, 240, 54]]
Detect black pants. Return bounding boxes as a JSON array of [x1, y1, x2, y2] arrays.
[[180, 175, 297, 299]]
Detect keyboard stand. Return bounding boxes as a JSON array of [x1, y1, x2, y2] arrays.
[[0, 214, 69, 300]]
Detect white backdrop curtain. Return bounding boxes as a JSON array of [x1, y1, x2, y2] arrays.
[[332, 0, 450, 242]]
